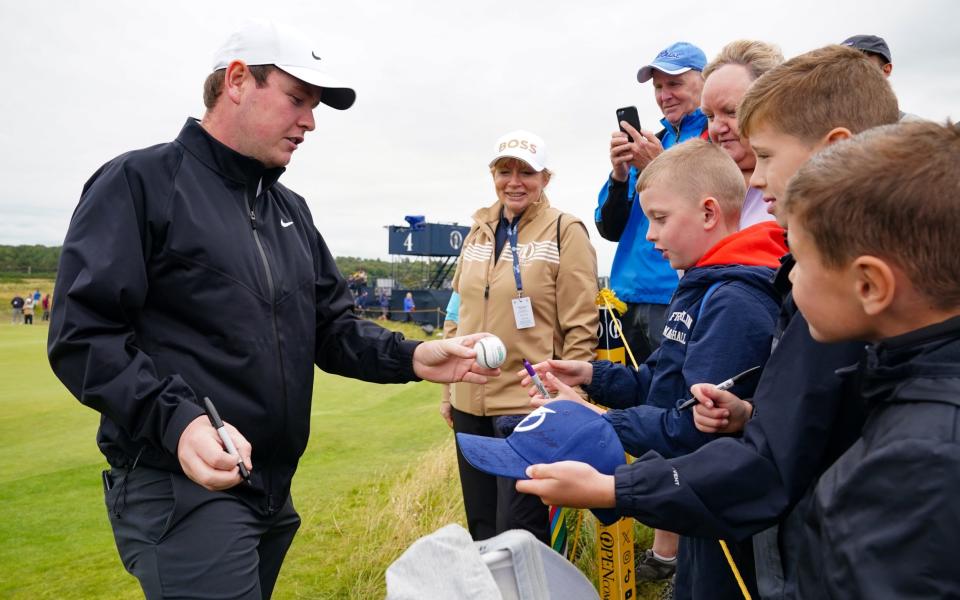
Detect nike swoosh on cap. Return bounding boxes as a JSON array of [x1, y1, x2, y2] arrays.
[[311, 52, 321, 60], [281, 220, 294, 228]]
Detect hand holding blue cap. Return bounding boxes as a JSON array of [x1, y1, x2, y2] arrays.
[[456, 400, 625, 525]]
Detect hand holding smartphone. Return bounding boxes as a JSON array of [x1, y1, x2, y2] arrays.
[[616, 106, 642, 143]]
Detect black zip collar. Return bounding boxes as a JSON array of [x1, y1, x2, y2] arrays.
[[772, 253, 794, 297], [848, 315, 960, 410], [174, 118, 285, 193], [874, 314, 960, 356]]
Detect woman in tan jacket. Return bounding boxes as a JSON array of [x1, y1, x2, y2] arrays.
[[442, 130, 599, 543]]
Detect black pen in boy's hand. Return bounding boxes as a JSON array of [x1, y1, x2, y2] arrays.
[[203, 396, 251, 483], [678, 366, 762, 411]]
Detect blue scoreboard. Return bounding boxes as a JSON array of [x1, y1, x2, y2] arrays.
[[388, 222, 471, 257]]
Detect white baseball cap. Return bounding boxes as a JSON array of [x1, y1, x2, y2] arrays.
[[212, 20, 356, 110], [489, 130, 549, 172]]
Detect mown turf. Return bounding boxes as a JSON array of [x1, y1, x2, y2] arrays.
[[0, 320, 452, 598], [1, 318, 665, 599]]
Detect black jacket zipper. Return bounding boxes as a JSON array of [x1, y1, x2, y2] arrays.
[[247, 184, 286, 515]]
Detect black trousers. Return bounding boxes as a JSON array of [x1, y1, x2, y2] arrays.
[[451, 407, 550, 545], [104, 466, 300, 599]]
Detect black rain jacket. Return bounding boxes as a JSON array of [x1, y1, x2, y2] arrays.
[[48, 119, 419, 514], [611, 255, 867, 599], [796, 315, 960, 599]]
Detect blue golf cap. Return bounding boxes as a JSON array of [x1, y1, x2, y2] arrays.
[[637, 41, 707, 83], [456, 401, 626, 525]]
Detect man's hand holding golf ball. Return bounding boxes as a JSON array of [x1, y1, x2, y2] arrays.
[[413, 332, 503, 384]]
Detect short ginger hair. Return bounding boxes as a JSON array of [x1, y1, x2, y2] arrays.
[[202, 64, 276, 110], [783, 121, 960, 308], [739, 45, 899, 143], [637, 139, 746, 220]]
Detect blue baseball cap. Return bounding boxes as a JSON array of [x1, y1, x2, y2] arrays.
[[456, 401, 626, 525], [636, 41, 707, 83]]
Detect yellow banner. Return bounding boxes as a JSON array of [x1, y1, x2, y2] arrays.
[[595, 291, 637, 600]]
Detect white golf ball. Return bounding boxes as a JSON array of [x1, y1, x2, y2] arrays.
[[474, 336, 507, 369]]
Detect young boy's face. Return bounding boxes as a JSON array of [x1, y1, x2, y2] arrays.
[[640, 182, 712, 270], [747, 124, 821, 228], [787, 218, 870, 342]]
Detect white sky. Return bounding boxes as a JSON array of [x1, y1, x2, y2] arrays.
[[1, 0, 957, 276]]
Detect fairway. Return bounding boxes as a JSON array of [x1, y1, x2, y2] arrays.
[[0, 319, 665, 599], [0, 321, 460, 598]]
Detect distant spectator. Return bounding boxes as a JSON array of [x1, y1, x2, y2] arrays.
[[10, 294, 24, 324], [23, 295, 34, 325], [348, 269, 369, 296], [403, 292, 415, 322], [379, 289, 390, 320], [41, 294, 51, 321], [355, 290, 369, 315], [33, 288, 41, 306]]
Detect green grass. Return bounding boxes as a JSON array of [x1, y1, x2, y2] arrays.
[[0, 320, 453, 598], [0, 319, 664, 599]]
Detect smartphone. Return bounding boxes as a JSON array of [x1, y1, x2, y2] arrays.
[[616, 106, 642, 143]]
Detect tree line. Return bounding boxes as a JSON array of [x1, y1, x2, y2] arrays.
[[1, 246, 443, 289], [0, 245, 60, 275]]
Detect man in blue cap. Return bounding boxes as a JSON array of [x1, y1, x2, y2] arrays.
[[593, 40, 709, 584], [595, 41, 709, 363]]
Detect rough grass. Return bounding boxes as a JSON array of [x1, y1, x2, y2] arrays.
[[0, 317, 664, 599]]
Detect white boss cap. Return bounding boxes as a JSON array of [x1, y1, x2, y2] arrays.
[[212, 20, 356, 110], [489, 130, 549, 172]]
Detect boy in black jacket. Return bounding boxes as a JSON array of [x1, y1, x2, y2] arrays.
[[783, 120, 960, 598]]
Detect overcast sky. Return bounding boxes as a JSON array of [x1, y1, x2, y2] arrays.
[[1, 0, 957, 276]]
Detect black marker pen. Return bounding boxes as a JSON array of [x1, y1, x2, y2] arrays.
[[678, 365, 762, 411], [203, 396, 251, 482]]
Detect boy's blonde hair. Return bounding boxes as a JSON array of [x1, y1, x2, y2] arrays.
[[702, 39, 784, 81], [636, 139, 746, 220], [739, 45, 899, 142], [783, 121, 960, 308]]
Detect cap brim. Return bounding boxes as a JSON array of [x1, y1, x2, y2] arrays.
[[457, 432, 623, 524], [487, 153, 545, 172], [277, 64, 356, 110], [456, 433, 531, 480], [637, 64, 693, 83]]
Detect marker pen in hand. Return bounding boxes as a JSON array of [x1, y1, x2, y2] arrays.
[[522, 359, 552, 400], [203, 396, 251, 483], [677, 365, 762, 411]]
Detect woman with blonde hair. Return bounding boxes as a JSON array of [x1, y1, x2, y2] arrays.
[[701, 40, 784, 227], [443, 130, 599, 543]]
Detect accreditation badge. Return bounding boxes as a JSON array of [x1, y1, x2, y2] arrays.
[[511, 296, 535, 329]]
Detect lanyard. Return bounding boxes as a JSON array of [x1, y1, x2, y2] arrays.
[[507, 221, 523, 295]]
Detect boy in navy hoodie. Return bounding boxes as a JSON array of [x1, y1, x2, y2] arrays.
[[784, 121, 960, 598], [522, 139, 786, 599]]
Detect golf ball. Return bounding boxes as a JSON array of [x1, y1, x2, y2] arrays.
[[474, 336, 507, 369]]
